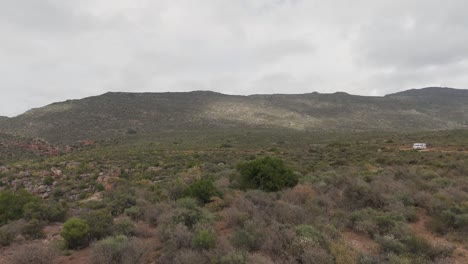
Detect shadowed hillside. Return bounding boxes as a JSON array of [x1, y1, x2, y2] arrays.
[[0, 87, 467, 144]]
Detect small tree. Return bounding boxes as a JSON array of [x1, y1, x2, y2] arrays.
[[236, 156, 298, 192], [61, 218, 90, 249], [182, 179, 219, 204]]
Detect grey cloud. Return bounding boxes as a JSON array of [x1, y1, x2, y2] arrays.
[[0, 0, 467, 116]]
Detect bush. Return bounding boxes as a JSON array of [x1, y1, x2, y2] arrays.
[[231, 220, 264, 251], [90, 235, 147, 264], [22, 219, 46, 239], [22, 201, 67, 222], [182, 179, 219, 204], [113, 218, 135, 236], [329, 242, 359, 264], [105, 192, 137, 216], [124, 206, 143, 221], [236, 156, 298, 192], [61, 218, 90, 249], [0, 228, 14, 246], [0, 189, 38, 225], [192, 229, 216, 250], [11, 244, 56, 264], [83, 209, 114, 240], [219, 251, 247, 264]]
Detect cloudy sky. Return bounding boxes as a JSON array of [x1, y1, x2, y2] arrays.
[[1, 0, 468, 116]]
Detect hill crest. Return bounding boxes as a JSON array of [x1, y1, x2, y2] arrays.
[[0, 87, 467, 144]]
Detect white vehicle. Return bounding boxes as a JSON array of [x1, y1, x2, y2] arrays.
[[413, 143, 427, 150]]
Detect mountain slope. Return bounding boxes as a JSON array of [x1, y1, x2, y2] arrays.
[[0, 88, 467, 144]]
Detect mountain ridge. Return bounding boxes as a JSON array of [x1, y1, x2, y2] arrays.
[[0, 87, 467, 144]]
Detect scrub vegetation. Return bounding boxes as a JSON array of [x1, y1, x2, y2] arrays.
[[0, 129, 467, 263]]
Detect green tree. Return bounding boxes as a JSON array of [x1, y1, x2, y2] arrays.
[[236, 156, 298, 192], [61, 218, 90, 249], [182, 179, 219, 204]]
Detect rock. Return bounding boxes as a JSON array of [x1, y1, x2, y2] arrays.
[[36, 185, 48, 193], [0, 166, 9, 173], [66, 161, 81, 169], [18, 171, 31, 178], [51, 167, 62, 177]]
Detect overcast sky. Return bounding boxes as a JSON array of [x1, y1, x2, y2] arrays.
[[1, 0, 468, 116]]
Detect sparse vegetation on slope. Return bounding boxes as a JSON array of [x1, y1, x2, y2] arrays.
[[1, 87, 467, 144]]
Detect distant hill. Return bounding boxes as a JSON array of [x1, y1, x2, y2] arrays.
[[0, 87, 467, 144]]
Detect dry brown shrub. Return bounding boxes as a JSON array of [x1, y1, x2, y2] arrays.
[[247, 253, 275, 264], [144, 202, 174, 226], [229, 194, 257, 216], [271, 200, 308, 225], [11, 244, 56, 264], [171, 249, 208, 264], [90, 236, 148, 264], [221, 206, 249, 228], [281, 184, 315, 205], [133, 222, 156, 238], [300, 244, 333, 264], [205, 196, 226, 212], [161, 223, 193, 250], [261, 224, 299, 257], [329, 241, 359, 264]]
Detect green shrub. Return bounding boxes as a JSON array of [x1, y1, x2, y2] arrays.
[[90, 235, 147, 264], [43, 176, 54, 186], [295, 225, 322, 244], [124, 206, 143, 221], [0, 190, 38, 225], [236, 156, 298, 192], [0, 228, 14, 246], [172, 198, 214, 229], [113, 218, 135, 236], [231, 224, 263, 251], [182, 179, 219, 204], [21, 219, 46, 239], [192, 229, 216, 249], [61, 218, 90, 249], [83, 209, 114, 240], [105, 193, 137, 216], [22, 200, 67, 222]]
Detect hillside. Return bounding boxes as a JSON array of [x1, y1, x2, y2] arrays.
[[0, 87, 467, 144], [0, 132, 60, 164]]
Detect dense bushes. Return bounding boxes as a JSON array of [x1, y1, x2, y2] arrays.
[[0, 190, 38, 225], [236, 156, 298, 192]]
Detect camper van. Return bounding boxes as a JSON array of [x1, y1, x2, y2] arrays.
[[413, 143, 427, 150]]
